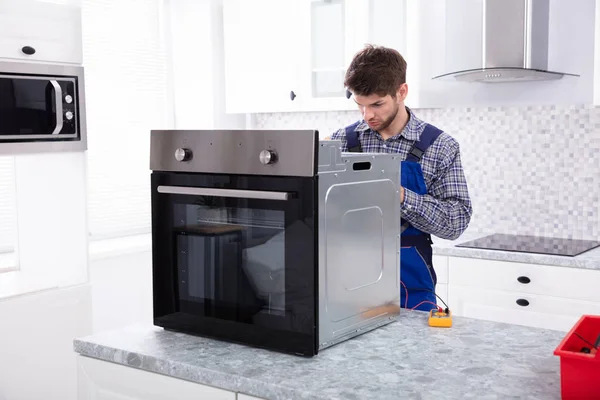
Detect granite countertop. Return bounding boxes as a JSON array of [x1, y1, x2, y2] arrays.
[[74, 311, 566, 400], [432, 231, 600, 271]]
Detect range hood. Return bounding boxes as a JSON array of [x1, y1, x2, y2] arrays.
[[433, 0, 579, 83]]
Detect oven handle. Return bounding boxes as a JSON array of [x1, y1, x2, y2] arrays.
[[157, 185, 291, 201], [50, 80, 63, 135]]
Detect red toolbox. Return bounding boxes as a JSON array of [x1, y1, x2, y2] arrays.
[[554, 315, 600, 400]]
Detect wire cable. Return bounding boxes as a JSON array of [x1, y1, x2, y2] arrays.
[[401, 284, 449, 310]]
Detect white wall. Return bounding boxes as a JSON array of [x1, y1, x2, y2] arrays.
[[89, 245, 153, 333]]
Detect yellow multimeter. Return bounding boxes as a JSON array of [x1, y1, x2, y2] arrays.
[[428, 309, 452, 328]]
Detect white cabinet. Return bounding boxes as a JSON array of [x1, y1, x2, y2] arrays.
[[222, 0, 408, 113], [224, 0, 600, 111], [223, 0, 305, 114], [0, 0, 82, 65], [446, 256, 600, 331], [77, 355, 236, 400]]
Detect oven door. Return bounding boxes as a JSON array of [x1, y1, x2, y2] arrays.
[[0, 74, 79, 141], [151, 171, 317, 356]]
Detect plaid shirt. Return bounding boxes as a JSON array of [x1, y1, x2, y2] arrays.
[[331, 108, 472, 240]]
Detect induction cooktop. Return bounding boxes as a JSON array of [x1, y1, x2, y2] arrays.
[[456, 233, 600, 257]]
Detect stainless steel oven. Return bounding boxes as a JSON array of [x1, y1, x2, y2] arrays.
[[0, 60, 87, 154], [150, 129, 401, 356]]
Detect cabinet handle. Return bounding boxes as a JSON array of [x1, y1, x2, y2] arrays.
[[516, 299, 530, 307], [517, 276, 531, 284], [22, 46, 36, 55], [345, 89, 352, 99], [290, 90, 296, 101]]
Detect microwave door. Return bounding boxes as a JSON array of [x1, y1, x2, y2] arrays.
[[0, 76, 63, 139]]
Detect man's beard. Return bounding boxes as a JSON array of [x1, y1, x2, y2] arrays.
[[374, 103, 400, 132]]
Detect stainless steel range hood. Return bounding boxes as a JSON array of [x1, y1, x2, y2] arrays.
[[433, 0, 579, 83]]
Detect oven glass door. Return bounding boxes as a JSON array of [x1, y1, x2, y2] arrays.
[[0, 75, 78, 140], [151, 172, 317, 356]]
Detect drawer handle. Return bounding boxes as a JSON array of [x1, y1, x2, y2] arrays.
[[516, 299, 530, 307], [517, 276, 531, 284], [21, 46, 36, 55]]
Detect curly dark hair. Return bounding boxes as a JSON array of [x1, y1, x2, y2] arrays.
[[344, 44, 407, 97]]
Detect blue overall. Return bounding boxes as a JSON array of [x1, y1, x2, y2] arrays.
[[345, 122, 442, 311]]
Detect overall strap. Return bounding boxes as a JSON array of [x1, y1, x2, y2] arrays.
[[402, 123, 444, 245], [406, 123, 443, 162], [344, 121, 363, 152]]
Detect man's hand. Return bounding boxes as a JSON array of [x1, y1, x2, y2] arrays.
[[322, 135, 332, 140], [400, 186, 405, 204]]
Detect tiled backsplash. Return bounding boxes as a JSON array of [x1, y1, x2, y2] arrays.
[[252, 105, 600, 241]]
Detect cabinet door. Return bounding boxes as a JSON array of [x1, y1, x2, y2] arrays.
[[448, 285, 600, 331], [223, 0, 305, 114], [0, 0, 82, 64], [77, 355, 236, 400], [448, 257, 600, 304], [292, 0, 356, 112], [301, 0, 409, 112], [367, 0, 407, 57], [310, 0, 346, 98]]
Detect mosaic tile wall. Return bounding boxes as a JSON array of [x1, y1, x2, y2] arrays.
[[252, 105, 600, 241]]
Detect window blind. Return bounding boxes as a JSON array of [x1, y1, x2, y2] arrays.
[[81, 0, 171, 240], [0, 157, 17, 256]]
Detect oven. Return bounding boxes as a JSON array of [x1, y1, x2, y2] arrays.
[[0, 60, 86, 154], [150, 129, 401, 356]]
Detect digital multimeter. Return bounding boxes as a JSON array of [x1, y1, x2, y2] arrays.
[[428, 309, 452, 328]]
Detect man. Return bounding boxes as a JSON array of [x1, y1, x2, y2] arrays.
[[327, 44, 472, 311]]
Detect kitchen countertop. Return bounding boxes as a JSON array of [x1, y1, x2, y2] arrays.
[[73, 311, 566, 400], [432, 231, 600, 271]]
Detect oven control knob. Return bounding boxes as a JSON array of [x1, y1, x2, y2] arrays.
[[65, 95, 73, 104], [65, 111, 74, 120], [259, 149, 277, 165], [174, 148, 193, 162]]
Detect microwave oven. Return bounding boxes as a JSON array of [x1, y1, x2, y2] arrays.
[[149, 129, 401, 356], [0, 60, 87, 154]]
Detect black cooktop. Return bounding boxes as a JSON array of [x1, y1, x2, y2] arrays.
[[456, 233, 600, 257]]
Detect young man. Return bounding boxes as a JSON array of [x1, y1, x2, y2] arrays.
[[328, 44, 472, 311]]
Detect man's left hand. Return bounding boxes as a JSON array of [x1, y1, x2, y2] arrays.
[[400, 186, 405, 204]]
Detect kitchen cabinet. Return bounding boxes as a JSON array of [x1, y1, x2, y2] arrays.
[[446, 256, 600, 331], [77, 355, 236, 400], [78, 354, 272, 400], [222, 0, 305, 114], [224, 0, 600, 111], [0, 0, 82, 65], [222, 0, 408, 113]]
